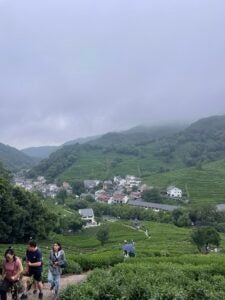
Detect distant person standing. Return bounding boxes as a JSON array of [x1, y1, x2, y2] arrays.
[[0, 247, 23, 300], [48, 242, 66, 296], [122, 240, 136, 258], [20, 240, 43, 300]]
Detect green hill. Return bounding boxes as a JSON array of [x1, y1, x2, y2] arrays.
[[29, 115, 225, 193], [0, 142, 38, 172], [89, 123, 186, 147], [28, 123, 186, 181], [22, 145, 61, 159], [145, 158, 225, 205], [22, 136, 102, 159], [22, 124, 184, 159], [64, 134, 101, 146]]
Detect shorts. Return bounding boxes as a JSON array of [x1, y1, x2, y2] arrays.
[[25, 270, 42, 282]]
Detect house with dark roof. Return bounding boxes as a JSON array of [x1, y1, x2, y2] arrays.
[[128, 199, 178, 212], [78, 208, 97, 227]]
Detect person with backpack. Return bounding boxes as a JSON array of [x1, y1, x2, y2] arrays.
[[48, 242, 66, 296], [0, 247, 23, 300], [20, 240, 43, 300], [48, 242, 66, 295]]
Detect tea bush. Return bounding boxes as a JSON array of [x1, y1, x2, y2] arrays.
[[60, 255, 225, 300]]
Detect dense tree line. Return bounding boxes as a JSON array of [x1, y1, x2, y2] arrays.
[[0, 166, 84, 242], [172, 204, 225, 229], [156, 115, 225, 167], [67, 198, 172, 224], [27, 144, 80, 180], [0, 162, 11, 180], [0, 176, 56, 242]]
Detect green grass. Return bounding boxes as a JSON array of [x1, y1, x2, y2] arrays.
[[2, 220, 224, 262], [58, 146, 183, 182], [145, 159, 225, 205], [2, 220, 225, 290], [53, 221, 225, 299]]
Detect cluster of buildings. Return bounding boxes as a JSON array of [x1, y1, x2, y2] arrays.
[[14, 173, 183, 214], [78, 180, 183, 228], [82, 176, 184, 214], [84, 176, 145, 205], [14, 176, 72, 198]]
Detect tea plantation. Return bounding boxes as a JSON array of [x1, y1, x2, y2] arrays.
[[145, 158, 225, 205], [58, 221, 225, 299], [1, 221, 225, 299]]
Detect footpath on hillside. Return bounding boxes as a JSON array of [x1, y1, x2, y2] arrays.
[[16, 274, 87, 300]]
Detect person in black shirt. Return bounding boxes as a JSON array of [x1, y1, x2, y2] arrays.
[[20, 240, 43, 300]]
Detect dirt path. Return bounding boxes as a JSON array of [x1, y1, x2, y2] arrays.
[[16, 274, 88, 300]]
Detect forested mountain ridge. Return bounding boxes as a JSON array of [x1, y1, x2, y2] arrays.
[[22, 145, 60, 159], [22, 124, 185, 159], [0, 142, 39, 172], [28, 115, 225, 183]]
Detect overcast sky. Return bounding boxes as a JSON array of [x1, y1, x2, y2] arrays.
[[0, 0, 225, 149]]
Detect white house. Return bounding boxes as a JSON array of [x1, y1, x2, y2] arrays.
[[167, 186, 182, 198], [84, 180, 101, 190], [126, 175, 142, 188], [78, 208, 97, 226]]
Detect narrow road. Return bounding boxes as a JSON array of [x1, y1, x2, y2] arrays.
[[15, 274, 88, 300]]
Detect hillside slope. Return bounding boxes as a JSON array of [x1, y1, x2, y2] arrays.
[[28, 123, 186, 181], [22, 145, 61, 159], [145, 158, 225, 205], [0, 142, 38, 172], [29, 115, 225, 185]]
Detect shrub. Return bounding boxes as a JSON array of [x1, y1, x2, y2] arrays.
[[63, 261, 82, 274], [60, 255, 225, 300]]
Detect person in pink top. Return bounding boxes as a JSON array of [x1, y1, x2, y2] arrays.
[[0, 247, 23, 300]]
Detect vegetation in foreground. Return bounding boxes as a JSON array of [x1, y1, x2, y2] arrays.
[[60, 257, 225, 300]]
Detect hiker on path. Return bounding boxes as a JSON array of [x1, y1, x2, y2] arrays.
[[20, 240, 43, 300], [122, 240, 136, 258], [0, 247, 23, 300], [48, 242, 66, 296]]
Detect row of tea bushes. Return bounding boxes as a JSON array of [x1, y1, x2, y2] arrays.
[[60, 254, 225, 300]]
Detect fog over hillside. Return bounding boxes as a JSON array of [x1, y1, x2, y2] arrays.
[[0, 0, 225, 148]]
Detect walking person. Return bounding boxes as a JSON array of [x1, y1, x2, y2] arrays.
[[20, 240, 43, 300], [48, 242, 66, 296], [0, 247, 23, 300]]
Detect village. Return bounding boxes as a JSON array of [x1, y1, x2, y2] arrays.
[[14, 175, 183, 204], [14, 174, 185, 226], [14, 175, 73, 198]]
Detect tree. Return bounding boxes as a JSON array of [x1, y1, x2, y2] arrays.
[[142, 188, 162, 203], [56, 189, 68, 204], [69, 199, 89, 210], [172, 209, 192, 227], [84, 195, 95, 203], [72, 181, 85, 196], [189, 204, 217, 226], [191, 227, 221, 253], [96, 225, 109, 245], [58, 213, 83, 234], [0, 177, 56, 243], [0, 162, 11, 180]]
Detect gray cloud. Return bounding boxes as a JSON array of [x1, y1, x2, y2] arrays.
[[0, 0, 225, 148]]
